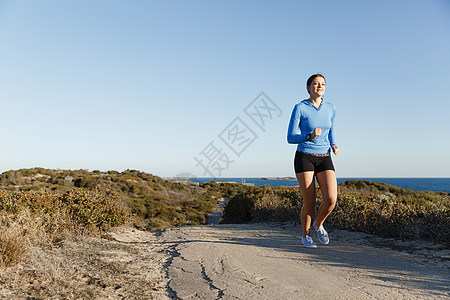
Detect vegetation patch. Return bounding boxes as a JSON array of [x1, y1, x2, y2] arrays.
[[222, 180, 449, 246], [0, 188, 127, 267], [0, 168, 221, 267], [1, 168, 448, 268]]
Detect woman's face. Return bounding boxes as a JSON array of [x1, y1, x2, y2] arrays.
[[307, 76, 326, 97]]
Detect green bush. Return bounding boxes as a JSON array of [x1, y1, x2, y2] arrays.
[[0, 188, 128, 267], [0, 189, 128, 231], [0, 168, 221, 231], [221, 181, 449, 245]]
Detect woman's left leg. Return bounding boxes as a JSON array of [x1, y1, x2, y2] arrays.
[[315, 170, 338, 227]]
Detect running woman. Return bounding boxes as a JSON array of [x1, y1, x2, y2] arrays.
[[287, 74, 340, 248]]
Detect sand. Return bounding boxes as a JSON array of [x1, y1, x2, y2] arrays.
[[3, 222, 446, 299], [155, 222, 448, 299]]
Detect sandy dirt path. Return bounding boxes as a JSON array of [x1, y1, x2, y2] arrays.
[[161, 223, 449, 300]]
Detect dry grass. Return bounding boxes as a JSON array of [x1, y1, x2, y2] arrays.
[[0, 228, 169, 299], [0, 184, 170, 298], [0, 189, 128, 268], [0, 222, 27, 268]]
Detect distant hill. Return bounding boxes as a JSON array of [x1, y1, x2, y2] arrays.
[[0, 168, 221, 230]]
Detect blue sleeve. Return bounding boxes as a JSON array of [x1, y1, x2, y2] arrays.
[[328, 105, 337, 146], [287, 105, 308, 144]]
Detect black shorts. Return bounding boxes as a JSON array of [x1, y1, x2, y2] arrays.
[[294, 151, 335, 174]]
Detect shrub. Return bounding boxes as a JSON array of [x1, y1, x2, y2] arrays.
[[0, 168, 221, 232], [221, 181, 449, 245], [0, 215, 28, 267], [0, 189, 128, 267], [223, 192, 255, 223]]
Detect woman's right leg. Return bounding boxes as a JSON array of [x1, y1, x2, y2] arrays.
[[296, 171, 316, 237]]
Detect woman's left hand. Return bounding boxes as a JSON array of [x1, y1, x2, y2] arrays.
[[332, 145, 340, 155]]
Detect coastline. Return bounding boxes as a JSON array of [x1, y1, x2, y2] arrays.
[[258, 177, 295, 181], [169, 177, 450, 193]]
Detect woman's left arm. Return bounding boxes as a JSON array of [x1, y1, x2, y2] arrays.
[[329, 105, 340, 155]]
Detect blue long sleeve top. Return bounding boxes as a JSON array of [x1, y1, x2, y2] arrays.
[[287, 99, 337, 154]]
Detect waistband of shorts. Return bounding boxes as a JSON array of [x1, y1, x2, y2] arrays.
[[297, 150, 330, 157]]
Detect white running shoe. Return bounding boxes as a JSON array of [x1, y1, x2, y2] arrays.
[[313, 221, 329, 244], [301, 235, 317, 248]]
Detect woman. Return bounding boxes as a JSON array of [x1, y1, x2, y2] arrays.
[[287, 74, 340, 248]]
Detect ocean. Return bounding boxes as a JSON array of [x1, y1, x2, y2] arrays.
[[190, 177, 450, 193]]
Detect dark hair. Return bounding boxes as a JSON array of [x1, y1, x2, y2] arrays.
[[306, 74, 326, 94]]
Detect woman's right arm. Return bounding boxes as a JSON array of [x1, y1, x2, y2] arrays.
[[287, 105, 308, 144]]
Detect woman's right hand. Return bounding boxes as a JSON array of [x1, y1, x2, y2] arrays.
[[311, 128, 323, 140]]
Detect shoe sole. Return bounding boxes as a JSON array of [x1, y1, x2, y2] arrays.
[[318, 238, 329, 245], [302, 238, 317, 248]]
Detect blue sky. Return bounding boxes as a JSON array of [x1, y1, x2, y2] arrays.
[[1, 0, 449, 178]]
